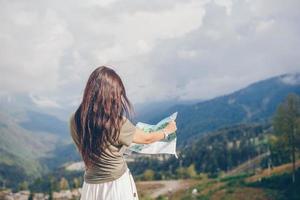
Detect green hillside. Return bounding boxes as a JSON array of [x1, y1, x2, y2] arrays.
[[150, 73, 300, 146], [0, 111, 59, 188], [129, 122, 271, 179], [175, 164, 300, 200], [1, 73, 299, 191], [0, 93, 81, 190]]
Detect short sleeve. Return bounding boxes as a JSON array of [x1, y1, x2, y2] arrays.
[[119, 118, 137, 147]]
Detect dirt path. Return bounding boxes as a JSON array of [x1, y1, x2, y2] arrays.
[[136, 179, 198, 198], [246, 160, 300, 183]]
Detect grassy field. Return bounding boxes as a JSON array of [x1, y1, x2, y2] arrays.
[[136, 161, 300, 200]]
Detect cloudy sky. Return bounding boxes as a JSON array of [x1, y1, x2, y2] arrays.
[[0, 0, 299, 108]]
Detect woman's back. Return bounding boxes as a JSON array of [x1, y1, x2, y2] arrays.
[[69, 112, 137, 184], [69, 66, 176, 200]]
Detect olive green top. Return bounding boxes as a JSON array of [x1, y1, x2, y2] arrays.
[[69, 113, 137, 184]]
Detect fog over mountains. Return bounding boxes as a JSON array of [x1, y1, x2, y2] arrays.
[[151, 73, 300, 145]]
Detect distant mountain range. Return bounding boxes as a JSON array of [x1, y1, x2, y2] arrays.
[[0, 111, 59, 188], [0, 72, 299, 189], [134, 99, 202, 123], [0, 95, 76, 188], [149, 73, 300, 146]]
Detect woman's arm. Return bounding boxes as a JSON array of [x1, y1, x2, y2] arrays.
[[132, 121, 177, 144]]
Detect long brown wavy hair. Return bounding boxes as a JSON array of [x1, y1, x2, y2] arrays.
[[73, 66, 134, 169]]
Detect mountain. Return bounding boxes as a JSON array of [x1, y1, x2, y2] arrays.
[[0, 94, 75, 189], [133, 99, 202, 123], [128, 122, 271, 176], [149, 73, 300, 146], [19, 110, 69, 138], [0, 111, 60, 188], [0, 94, 71, 138], [1, 72, 300, 189]]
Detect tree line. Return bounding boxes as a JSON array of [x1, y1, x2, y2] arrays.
[[129, 93, 300, 182]]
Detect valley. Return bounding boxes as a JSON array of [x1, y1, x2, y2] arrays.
[[0, 73, 299, 200]]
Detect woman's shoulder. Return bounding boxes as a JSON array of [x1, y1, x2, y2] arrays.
[[120, 116, 135, 129], [118, 116, 136, 147]]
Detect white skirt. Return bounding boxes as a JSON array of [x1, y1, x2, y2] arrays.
[[80, 168, 139, 200]]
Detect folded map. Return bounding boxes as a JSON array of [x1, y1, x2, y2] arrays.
[[125, 112, 178, 158]]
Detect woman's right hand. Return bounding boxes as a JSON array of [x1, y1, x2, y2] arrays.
[[164, 120, 177, 134], [133, 120, 177, 144]]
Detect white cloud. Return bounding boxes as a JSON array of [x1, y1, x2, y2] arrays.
[[177, 50, 198, 59], [91, 0, 207, 64], [255, 19, 275, 33], [87, 0, 119, 7], [137, 40, 152, 53], [30, 94, 61, 108], [0, 0, 299, 106], [214, 0, 232, 15], [280, 74, 300, 85], [0, 7, 73, 93]]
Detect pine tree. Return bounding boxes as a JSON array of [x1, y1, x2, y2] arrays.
[[273, 93, 300, 183], [59, 177, 70, 190], [18, 181, 29, 191]]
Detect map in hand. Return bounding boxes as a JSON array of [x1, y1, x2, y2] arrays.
[[125, 112, 178, 158]]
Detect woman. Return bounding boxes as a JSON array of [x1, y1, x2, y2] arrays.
[[69, 66, 177, 200]]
